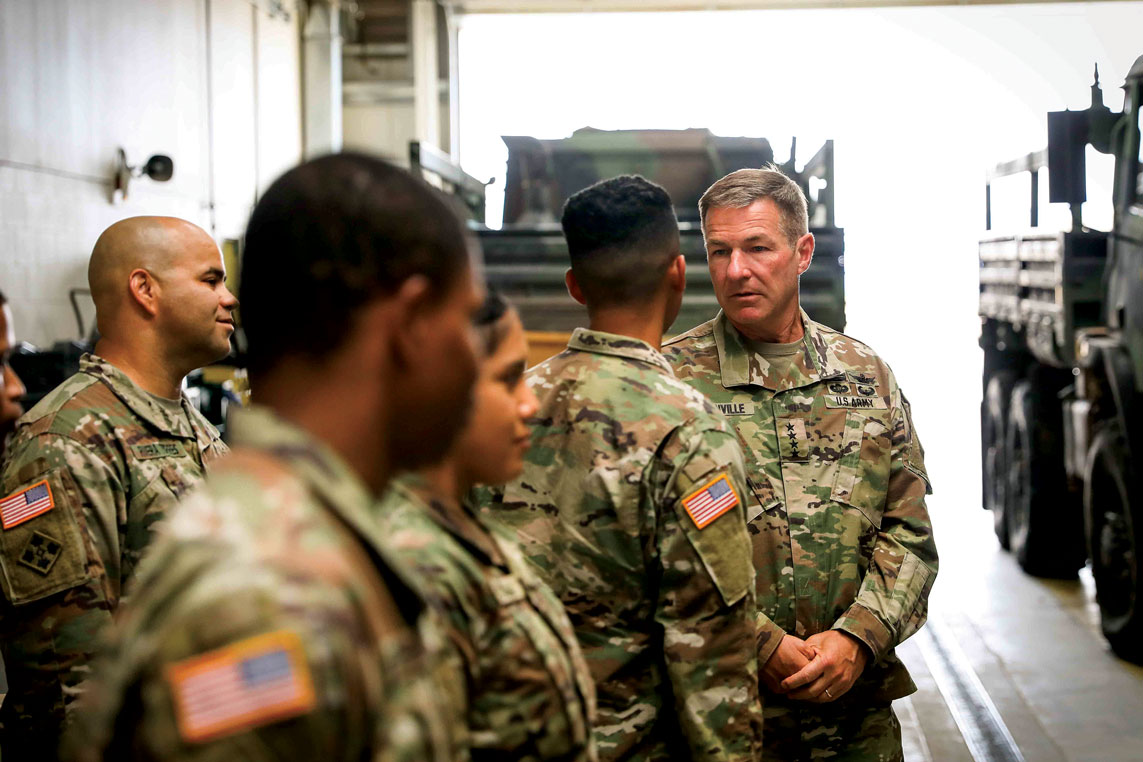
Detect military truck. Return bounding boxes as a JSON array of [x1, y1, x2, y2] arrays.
[[978, 57, 1143, 662], [412, 127, 845, 363]]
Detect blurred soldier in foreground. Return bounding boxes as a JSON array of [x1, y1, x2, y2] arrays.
[[664, 167, 938, 761], [381, 291, 597, 762], [64, 154, 482, 761], [0, 290, 27, 459], [0, 217, 233, 755], [484, 175, 762, 762]]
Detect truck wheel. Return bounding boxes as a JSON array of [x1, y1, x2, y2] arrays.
[[1085, 421, 1142, 664], [983, 370, 1016, 548], [1005, 380, 1084, 577]]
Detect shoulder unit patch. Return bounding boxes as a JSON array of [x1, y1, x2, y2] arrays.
[[0, 480, 56, 529], [681, 473, 740, 529], [166, 630, 316, 744]]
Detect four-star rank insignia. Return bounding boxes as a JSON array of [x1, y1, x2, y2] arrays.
[[18, 531, 63, 575]]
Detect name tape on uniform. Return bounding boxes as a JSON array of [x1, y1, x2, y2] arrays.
[[132, 442, 184, 460], [682, 473, 740, 529], [0, 480, 56, 529], [824, 395, 887, 410], [715, 401, 756, 416], [166, 630, 316, 744]]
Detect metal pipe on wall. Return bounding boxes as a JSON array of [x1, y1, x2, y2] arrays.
[[302, 0, 343, 158]]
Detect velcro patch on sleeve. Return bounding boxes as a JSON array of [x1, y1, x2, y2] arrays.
[[166, 630, 317, 744], [681, 473, 740, 529], [0, 479, 55, 529]]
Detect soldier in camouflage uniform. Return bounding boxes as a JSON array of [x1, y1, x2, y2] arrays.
[[483, 176, 762, 762], [0, 217, 234, 756], [63, 154, 483, 761], [663, 167, 938, 761], [381, 292, 597, 762], [0, 289, 27, 459]]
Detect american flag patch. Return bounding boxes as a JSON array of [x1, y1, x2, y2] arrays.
[[0, 480, 55, 530], [682, 473, 740, 529], [166, 630, 316, 743]]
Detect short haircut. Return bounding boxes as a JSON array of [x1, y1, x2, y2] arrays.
[[241, 153, 470, 377], [473, 289, 515, 356], [560, 175, 679, 307], [699, 165, 808, 248]]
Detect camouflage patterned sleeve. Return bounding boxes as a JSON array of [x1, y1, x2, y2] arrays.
[[0, 433, 125, 739], [64, 540, 416, 762], [832, 384, 938, 662], [652, 420, 762, 762]]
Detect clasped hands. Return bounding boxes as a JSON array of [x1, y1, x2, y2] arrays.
[[761, 630, 869, 703]]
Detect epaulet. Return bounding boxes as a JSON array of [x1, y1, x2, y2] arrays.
[[17, 373, 106, 434], [663, 318, 716, 348]]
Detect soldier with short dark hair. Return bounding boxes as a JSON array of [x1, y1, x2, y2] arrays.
[[484, 174, 763, 762], [664, 166, 938, 762], [0, 217, 234, 756], [0, 290, 26, 460], [64, 153, 483, 761]]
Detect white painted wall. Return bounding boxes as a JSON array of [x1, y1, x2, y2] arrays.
[[344, 101, 417, 165], [0, 0, 303, 347]]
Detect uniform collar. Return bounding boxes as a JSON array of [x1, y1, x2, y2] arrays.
[[390, 475, 505, 568], [227, 404, 379, 541], [713, 309, 847, 391], [567, 328, 674, 375], [80, 353, 216, 441]]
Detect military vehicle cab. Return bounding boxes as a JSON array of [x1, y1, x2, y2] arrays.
[[978, 56, 1143, 662], [411, 129, 845, 365]]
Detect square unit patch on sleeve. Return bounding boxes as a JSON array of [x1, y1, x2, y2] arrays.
[[682, 473, 740, 529], [0, 480, 55, 529], [166, 630, 317, 744]]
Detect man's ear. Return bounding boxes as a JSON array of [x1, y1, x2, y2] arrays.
[[127, 269, 160, 317], [565, 269, 587, 306], [668, 254, 687, 294], [795, 232, 815, 276], [388, 274, 434, 369]]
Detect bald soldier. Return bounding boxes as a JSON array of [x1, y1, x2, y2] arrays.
[[664, 168, 938, 761], [0, 217, 234, 755]]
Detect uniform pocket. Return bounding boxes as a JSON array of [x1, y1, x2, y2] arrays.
[[831, 411, 893, 528], [0, 469, 93, 605]]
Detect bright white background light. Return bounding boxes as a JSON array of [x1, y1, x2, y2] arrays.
[[457, 1, 1143, 513]]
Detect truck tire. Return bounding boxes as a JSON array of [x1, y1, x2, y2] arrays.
[[982, 370, 1017, 548], [1005, 379, 1084, 577], [1085, 421, 1143, 664]]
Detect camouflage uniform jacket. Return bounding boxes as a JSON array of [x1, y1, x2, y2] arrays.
[[0, 353, 227, 753], [62, 404, 462, 762], [379, 476, 597, 762], [663, 310, 938, 704], [483, 329, 763, 762]]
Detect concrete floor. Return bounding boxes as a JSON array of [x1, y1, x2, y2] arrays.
[[898, 505, 1143, 762]]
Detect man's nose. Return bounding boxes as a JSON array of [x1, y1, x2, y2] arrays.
[[221, 287, 239, 309], [726, 249, 750, 280], [5, 366, 26, 401]]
